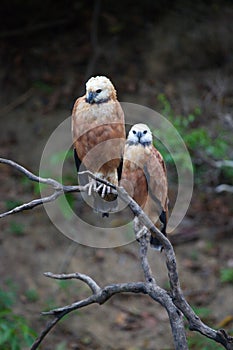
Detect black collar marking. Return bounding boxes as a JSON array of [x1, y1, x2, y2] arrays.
[[126, 141, 152, 147]]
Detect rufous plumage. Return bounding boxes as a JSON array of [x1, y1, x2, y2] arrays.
[[121, 123, 168, 250], [72, 76, 125, 216]]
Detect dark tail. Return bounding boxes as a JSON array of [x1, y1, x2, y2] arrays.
[[150, 210, 167, 251]]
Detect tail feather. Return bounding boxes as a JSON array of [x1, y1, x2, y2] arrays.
[[150, 210, 167, 251], [150, 236, 163, 251]]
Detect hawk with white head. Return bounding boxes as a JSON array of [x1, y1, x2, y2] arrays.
[[121, 123, 168, 250], [72, 76, 125, 216]]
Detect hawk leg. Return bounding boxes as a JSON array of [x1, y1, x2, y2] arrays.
[[93, 180, 118, 217], [87, 178, 98, 196], [96, 182, 112, 198]]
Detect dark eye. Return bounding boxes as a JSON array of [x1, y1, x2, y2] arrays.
[[132, 130, 136, 134], [143, 130, 147, 134], [96, 89, 102, 93]]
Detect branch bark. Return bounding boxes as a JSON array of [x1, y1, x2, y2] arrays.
[[0, 157, 88, 218], [0, 157, 232, 350]]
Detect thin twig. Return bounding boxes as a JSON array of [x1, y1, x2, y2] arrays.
[[30, 314, 64, 350], [1, 157, 232, 349], [31, 281, 147, 349], [44, 272, 101, 294], [0, 191, 62, 218], [0, 157, 88, 218], [215, 184, 233, 193], [0, 158, 61, 187]]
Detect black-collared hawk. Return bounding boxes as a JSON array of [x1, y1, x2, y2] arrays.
[[72, 76, 125, 216], [121, 123, 169, 250]]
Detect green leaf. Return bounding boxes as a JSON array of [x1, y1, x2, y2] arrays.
[[220, 268, 233, 284]]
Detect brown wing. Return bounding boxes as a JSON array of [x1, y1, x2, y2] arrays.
[[120, 159, 148, 208], [72, 97, 125, 181], [144, 146, 168, 222], [146, 146, 168, 209], [121, 143, 168, 250]]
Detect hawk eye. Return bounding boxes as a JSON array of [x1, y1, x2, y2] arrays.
[[143, 130, 147, 134], [96, 89, 102, 93], [132, 130, 136, 134]]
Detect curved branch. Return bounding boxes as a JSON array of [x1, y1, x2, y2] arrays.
[[215, 184, 233, 193], [31, 280, 147, 350], [1, 157, 232, 349], [32, 269, 187, 350], [44, 272, 101, 294], [0, 157, 61, 187], [0, 157, 88, 218], [0, 191, 62, 218]]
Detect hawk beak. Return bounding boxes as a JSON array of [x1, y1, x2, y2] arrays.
[[86, 91, 96, 104], [137, 131, 142, 140]]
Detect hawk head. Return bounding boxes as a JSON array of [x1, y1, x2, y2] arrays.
[[127, 124, 153, 147], [85, 76, 117, 104]]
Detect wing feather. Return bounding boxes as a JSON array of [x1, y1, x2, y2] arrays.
[[146, 146, 168, 211]]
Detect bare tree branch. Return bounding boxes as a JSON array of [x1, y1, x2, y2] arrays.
[[0, 157, 89, 218], [34, 264, 187, 350], [31, 278, 147, 350], [0, 157, 232, 349], [215, 184, 233, 193], [138, 235, 155, 283], [44, 272, 101, 294]]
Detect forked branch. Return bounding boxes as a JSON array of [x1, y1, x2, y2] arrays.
[[0, 157, 232, 350]]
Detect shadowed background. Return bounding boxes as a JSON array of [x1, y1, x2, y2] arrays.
[[0, 1, 232, 349]]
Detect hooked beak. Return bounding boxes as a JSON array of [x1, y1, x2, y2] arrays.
[[86, 91, 96, 104], [136, 131, 142, 141]]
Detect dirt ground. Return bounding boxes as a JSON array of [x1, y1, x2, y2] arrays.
[[0, 2, 233, 349]]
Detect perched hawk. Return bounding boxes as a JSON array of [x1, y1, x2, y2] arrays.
[[72, 76, 125, 216], [121, 124, 168, 250]]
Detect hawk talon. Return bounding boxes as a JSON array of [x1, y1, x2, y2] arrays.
[[96, 183, 112, 198], [107, 185, 112, 194], [101, 184, 107, 198], [87, 179, 97, 196], [96, 183, 103, 192]]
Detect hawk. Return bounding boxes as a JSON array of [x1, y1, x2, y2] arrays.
[[121, 123, 168, 250], [72, 76, 125, 216]]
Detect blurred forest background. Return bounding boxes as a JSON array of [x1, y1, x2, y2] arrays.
[[0, 0, 233, 349]]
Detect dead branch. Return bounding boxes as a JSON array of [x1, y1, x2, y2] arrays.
[[215, 184, 233, 194], [31, 239, 187, 350], [44, 272, 101, 294], [0, 157, 88, 218], [0, 157, 232, 350]]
